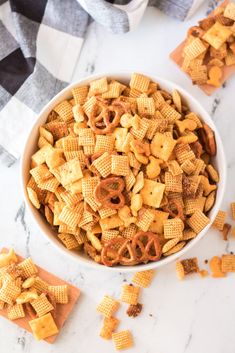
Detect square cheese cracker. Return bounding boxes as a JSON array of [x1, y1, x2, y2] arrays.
[[140, 179, 165, 208]]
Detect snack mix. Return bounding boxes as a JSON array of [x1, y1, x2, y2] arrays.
[[27, 73, 219, 267], [173, 2, 235, 90], [0, 248, 80, 342]]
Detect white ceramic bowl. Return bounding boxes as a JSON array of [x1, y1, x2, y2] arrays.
[[21, 72, 226, 272]]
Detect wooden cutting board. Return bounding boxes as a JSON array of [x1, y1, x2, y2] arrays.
[[0, 248, 81, 343], [170, 0, 235, 95]]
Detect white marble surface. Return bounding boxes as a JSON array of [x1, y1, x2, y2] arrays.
[[1, 2, 235, 353]]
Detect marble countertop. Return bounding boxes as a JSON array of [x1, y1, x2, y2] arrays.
[[1, 2, 235, 353]]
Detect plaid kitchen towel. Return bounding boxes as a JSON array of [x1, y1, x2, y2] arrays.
[[0, 0, 203, 166]]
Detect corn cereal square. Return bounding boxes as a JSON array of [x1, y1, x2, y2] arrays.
[[48, 285, 68, 304], [136, 208, 155, 232], [111, 155, 130, 176], [120, 284, 140, 305], [183, 37, 207, 59], [89, 77, 108, 95], [187, 210, 210, 234], [31, 293, 54, 317], [132, 270, 156, 288], [112, 330, 133, 351], [78, 128, 95, 146], [137, 97, 155, 115], [54, 100, 73, 122], [97, 295, 120, 318], [130, 73, 150, 92], [95, 135, 115, 153], [7, 303, 25, 320], [17, 258, 38, 278], [92, 152, 112, 178], [164, 218, 184, 239], [221, 254, 235, 273], [0, 281, 21, 305], [165, 172, 182, 192], [100, 316, 120, 340], [213, 210, 226, 230], [58, 233, 79, 250], [71, 85, 88, 105]]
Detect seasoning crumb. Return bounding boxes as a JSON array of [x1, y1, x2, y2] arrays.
[[222, 223, 231, 241], [126, 303, 142, 318], [199, 269, 208, 278]]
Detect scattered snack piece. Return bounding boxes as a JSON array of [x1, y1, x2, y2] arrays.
[[221, 223, 231, 240], [0, 248, 18, 268], [132, 270, 156, 288], [207, 66, 223, 87], [16, 291, 38, 304], [199, 269, 209, 278], [170, 1, 235, 94], [48, 285, 68, 304], [27, 73, 218, 267], [213, 210, 227, 230], [120, 284, 140, 305], [30, 293, 54, 317], [112, 330, 133, 351], [126, 303, 143, 318], [100, 316, 120, 340], [96, 295, 120, 318], [0, 248, 80, 343], [209, 256, 226, 278], [175, 258, 199, 280], [7, 303, 25, 320], [29, 313, 59, 340], [17, 257, 38, 278], [221, 254, 235, 272], [230, 202, 235, 220]]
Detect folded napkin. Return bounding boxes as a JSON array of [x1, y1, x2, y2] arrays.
[[0, 0, 201, 166]]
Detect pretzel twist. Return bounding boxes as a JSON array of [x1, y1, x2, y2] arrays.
[[101, 232, 162, 266], [94, 177, 125, 209], [163, 199, 185, 221], [89, 101, 129, 134]]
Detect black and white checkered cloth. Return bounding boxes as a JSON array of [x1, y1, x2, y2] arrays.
[[0, 0, 201, 167]]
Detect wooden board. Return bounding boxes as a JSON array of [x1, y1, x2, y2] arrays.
[[170, 0, 235, 95], [0, 248, 81, 343]]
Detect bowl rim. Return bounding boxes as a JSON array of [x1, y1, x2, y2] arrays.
[[20, 71, 227, 273]]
